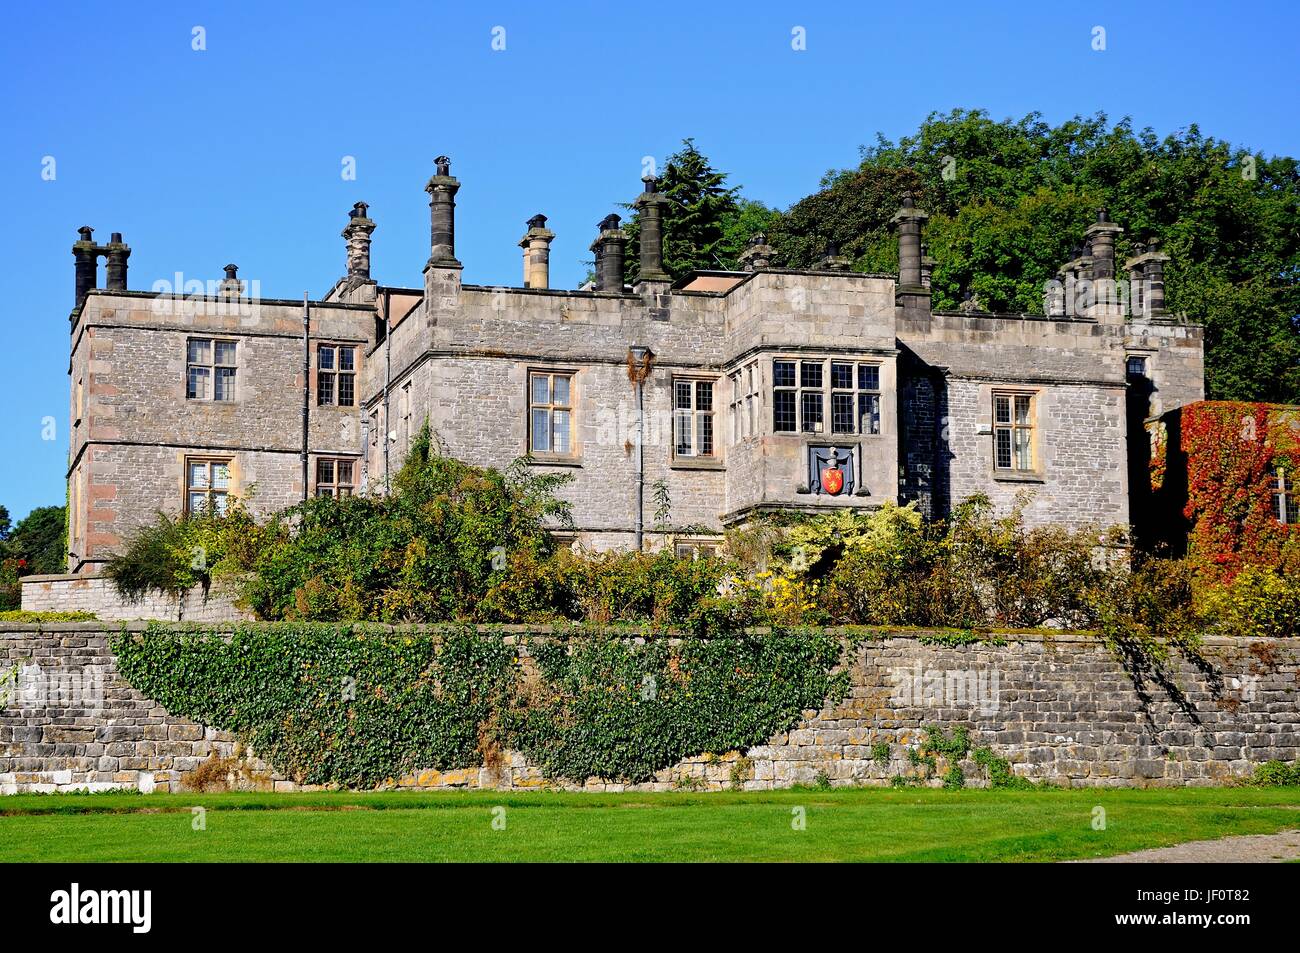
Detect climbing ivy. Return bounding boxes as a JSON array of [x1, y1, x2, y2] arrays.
[[111, 623, 850, 789]]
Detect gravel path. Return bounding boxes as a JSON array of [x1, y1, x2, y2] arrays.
[[1074, 829, 1300, 863]]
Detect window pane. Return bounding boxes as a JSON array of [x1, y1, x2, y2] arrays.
[[551, 410, 570, 454], [676, 410, 693, 455], [338, 374, 355, 406], [318, 372, 334, 405], [675, 381, 692, 410], [188, 463, 210, 489], [800, 361, 823, 389], [214, 341, 237, 366], [212, 464, 230, 489], [317, 459, 334, 484], [774, 391, 796, 432], [1288, 496, 1299, 524], [859, 364, 879, 392], [831, 362, 853, 390], [188, 491, 207, 513], [317, 487, 333, 498], [1014, 428, 1032, 470], [338, 347, 355, 371], [831, 392, 855, 433], [1126, 356, 1147, 378], [698, 413, 713, 456], [212, 492, 229, 516], [337, 460, 354, 485], [187, 339, 211, 365], [215, 366, 236, 401], [995, 429, 1012, 469], [995, 396, 1011, 424], [187, 366, 210, 400], [552, 375, 571, 407], [773, 360, 795, 387], [860, 393, 881, 435], [530, 374, 550, 405], [1015, 395, 1032, 425], [530, 409, 551, 452], [318, 346, 335, 370], [801, 392, 823, 433], [695, 381, 712, 412]]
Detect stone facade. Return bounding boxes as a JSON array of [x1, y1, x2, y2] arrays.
[[2, 623, 1294, 793], [62, 165, 1205, 570]]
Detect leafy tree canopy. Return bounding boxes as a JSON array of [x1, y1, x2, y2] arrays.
[[769, 109, 1300, 403], [2, 505, 66, 574]]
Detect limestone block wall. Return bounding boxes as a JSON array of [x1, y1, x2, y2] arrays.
[[1, 624, 1294, 794], [19, 575, 250, 623]]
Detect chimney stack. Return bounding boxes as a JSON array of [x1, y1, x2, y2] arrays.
[[219, 263, 243, 297], [891, 192, 930, 311], [72, 226, 99, 307], [426, 155, 461, 267], [591, 214, 627, 292], [1126, 238, 1170, 318], [519, 214, 555, 289], [633, 175, 670, 284], [1084, 208, 1124, 320], [342, 202, 377, 282], [103, 232, 130, 291], [738, 232, 773, 272]]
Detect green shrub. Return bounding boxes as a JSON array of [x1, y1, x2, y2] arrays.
[[1198, 565, 1300, 640], [0, 609, 97, 622], [1247, 760, 1300, 786]]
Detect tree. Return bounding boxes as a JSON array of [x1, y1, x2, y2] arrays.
[[0, 504, 11, 542], [768, 109, 1300, 403], [622, 139, 776, 282], [3, 505, 67, 575]]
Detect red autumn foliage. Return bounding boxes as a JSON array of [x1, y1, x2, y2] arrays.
[[1161, 401, 1300, 581]]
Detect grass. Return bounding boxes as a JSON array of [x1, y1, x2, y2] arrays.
[[2, 786, 1298, 862]]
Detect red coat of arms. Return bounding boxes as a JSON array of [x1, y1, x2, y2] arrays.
[[820, 464, 844, 495]]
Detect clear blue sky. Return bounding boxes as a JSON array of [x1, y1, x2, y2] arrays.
[[1, 0, 1296, 521]]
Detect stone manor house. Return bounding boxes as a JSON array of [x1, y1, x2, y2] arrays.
[[62, 158, 1204, 572]]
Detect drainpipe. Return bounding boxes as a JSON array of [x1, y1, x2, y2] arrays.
[[301, 293, 310, 503], [629, 345, 651, 551]]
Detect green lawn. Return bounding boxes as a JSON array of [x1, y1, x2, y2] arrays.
[[2, 787, 1297, 862]]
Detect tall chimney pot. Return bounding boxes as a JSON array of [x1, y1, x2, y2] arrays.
[[426, 156, 461, 267], [519, 214, 555, 290]]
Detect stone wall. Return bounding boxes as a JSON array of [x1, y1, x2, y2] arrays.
[[2, 624, 1294, 794], [19, 575, 249, 623]]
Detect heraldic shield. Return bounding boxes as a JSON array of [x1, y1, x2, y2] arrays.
[[803, 445, 859, 496]]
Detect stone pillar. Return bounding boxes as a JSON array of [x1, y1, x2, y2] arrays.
[[815, 241, 851, 271], [103, 232, 130, 291], [1125, 238, 1170, 318], [218, 263, 243, 297], [920, 243, 935, 289], [72, 226, 99, 307], [892, 193, 928, 290], [633, 175, 670, 283], [738, 232, 773, 271], [426, 155, 461, 267], [1085, 209, 1124, 321], [342, 202, 377, 282], [590, 214, 626, 292], [519, 214, 555, 289], [891, 193, 930, 314]]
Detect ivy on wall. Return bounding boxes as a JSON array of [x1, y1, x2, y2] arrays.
[[111, 623, 849, 788]]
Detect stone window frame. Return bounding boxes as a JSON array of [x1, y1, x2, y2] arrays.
[[527, 367, 579, 461], [1272, 463, 1299, 525], [315, 456, 356, 498], [672, 536, 723, 559], [728, 361, 760, 444], [772, 356, 884, 436], [317, 343, 357, 407], [672, 375, 719, 461], [184, 456, 234, 516], [992, 389, 1039, 474], [185, 337, 237, 403]]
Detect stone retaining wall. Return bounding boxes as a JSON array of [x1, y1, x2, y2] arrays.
[[1, 623, 1296, 794], [20, 574, 250, 623]]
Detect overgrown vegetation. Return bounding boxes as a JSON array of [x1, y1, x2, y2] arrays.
[[0, 504, 67, 610]]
